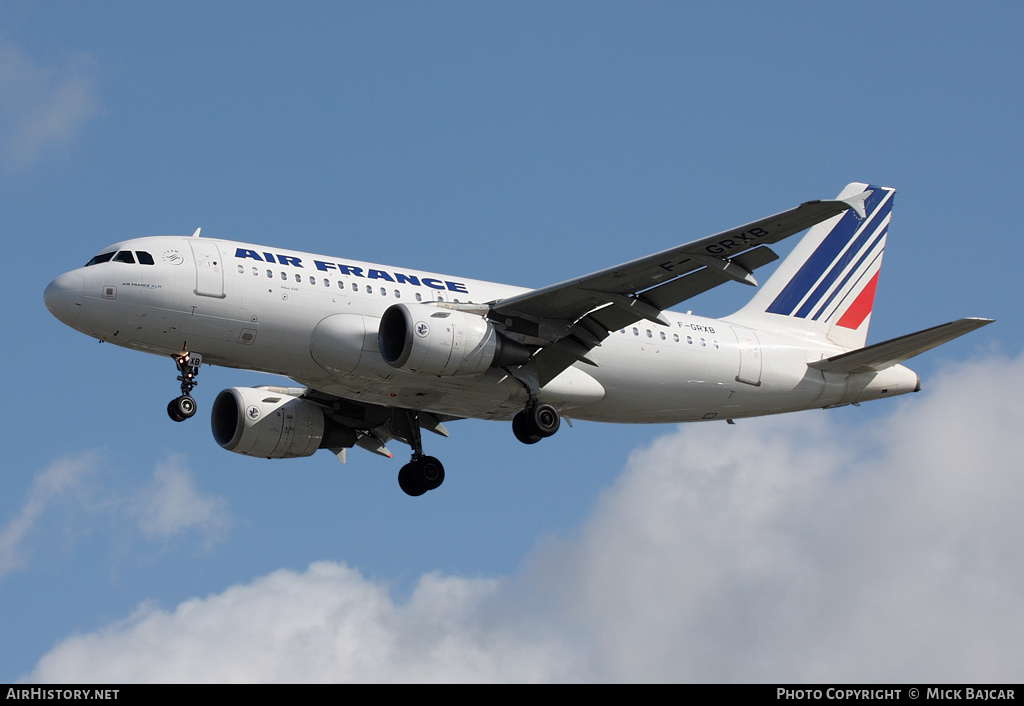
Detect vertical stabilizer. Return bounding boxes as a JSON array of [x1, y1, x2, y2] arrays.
[[729, 183, 894, 351]]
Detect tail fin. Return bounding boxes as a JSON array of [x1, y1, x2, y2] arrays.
[[729, 183, 894, 351]]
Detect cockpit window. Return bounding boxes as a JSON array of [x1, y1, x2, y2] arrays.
[[85, 252, 115, 267], [113, 251, 136, 264], [136, 251, 155, 265]]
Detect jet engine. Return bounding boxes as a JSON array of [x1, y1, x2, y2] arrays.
[[211, 387, 356, 459], [378, 304, 531, 376]]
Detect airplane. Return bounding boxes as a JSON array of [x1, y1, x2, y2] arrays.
[[44, 183, 992, 496]]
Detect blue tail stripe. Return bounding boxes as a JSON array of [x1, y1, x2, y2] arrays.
[[764, 209, 861, 315], [794, 196, 892, 319], [809, 225, 887, 322], [765, 186, 890, 317]]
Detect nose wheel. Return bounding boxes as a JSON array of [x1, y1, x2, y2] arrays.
[[167, 351, 202, 422], [168, 394, 197, 422]]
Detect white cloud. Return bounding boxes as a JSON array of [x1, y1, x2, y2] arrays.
[[24, 353, 1024, 683], [0, 453, 97, 577], [133, 455, 232, 546], [0, 454, 231, 579], [0, 39, 99, 170], [28, 562, 576, 683]]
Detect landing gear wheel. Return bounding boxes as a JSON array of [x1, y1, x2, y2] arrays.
[[398, 464, 426, 496], [167, 351, 202, 422], [513, 403, 560, 444], [398, 455, 446, 496], [530, 403, 561, 437], [168, 395, 197, 422], [418, 456, 445, 491], [513, 412, 542, 444]]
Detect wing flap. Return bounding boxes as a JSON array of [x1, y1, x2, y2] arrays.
[[808, 318, 994, 374]]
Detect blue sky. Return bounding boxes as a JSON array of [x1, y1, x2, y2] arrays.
[[2, 2, 1021, 682]]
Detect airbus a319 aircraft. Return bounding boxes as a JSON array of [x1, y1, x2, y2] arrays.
[[45, 183, 991, 496]]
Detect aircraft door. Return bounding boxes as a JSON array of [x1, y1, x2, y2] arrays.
[[731, 325, 762, 386], [189, 240, 225, 298]]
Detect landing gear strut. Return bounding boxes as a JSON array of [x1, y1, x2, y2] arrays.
[[397, 410, 445, 496], [167, 351, 202, 422], [512, 402, 560, 444]]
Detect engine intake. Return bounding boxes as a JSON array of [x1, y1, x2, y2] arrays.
[[379, 303, 530, 376], [211, 387, 355, 459]]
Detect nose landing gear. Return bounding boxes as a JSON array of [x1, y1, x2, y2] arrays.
[[167, 351, 202, 422]]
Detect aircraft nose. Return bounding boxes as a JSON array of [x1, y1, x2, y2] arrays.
[[44, 271, 85, 326]]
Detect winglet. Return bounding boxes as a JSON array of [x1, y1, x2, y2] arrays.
[[841, 190, 871, 219]]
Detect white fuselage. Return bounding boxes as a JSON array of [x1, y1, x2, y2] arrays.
[[45, 235, 919, 425]]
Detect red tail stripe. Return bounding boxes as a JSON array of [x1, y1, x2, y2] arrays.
[[836, 272, 879, 330]]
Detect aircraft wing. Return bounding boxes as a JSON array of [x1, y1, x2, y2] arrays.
[[490, 196, 864, 384]]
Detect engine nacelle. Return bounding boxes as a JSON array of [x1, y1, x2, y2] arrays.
[[211, 387, 354, 459], [378, 303, 530, 376]]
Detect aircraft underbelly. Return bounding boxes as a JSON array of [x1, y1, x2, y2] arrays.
[[570, 331, 831, 423]]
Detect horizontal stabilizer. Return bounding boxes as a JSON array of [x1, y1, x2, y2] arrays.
[[808, 318, 994, 374]]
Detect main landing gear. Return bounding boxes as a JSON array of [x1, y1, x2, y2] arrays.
[[397, 410, 445, 497], [398, 455, 445, 497], [167, 351, 202, 422], [512, 402, 560, 445]]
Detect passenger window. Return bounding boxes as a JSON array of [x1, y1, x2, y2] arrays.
[[394, 290, 401, 298], [660, 331, 666, 340], [281, 272, 287, 280], [338, 281, 345, 290], [415, 292, 422, 302], [136, 251, 155, 265], [309, 276, 316, 285], [113, 251, 135, 264], [237, 265, 244, 274], [267, 270, 273, 278], [85, 252, 115, 266], [252, 267, 258, 276], [632, 327, 639, 336]]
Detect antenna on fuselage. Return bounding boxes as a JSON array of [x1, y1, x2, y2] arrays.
[[191, 228, 201, 238]]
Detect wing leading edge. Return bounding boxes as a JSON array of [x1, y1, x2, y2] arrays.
[[490, 195, 865, 384]]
